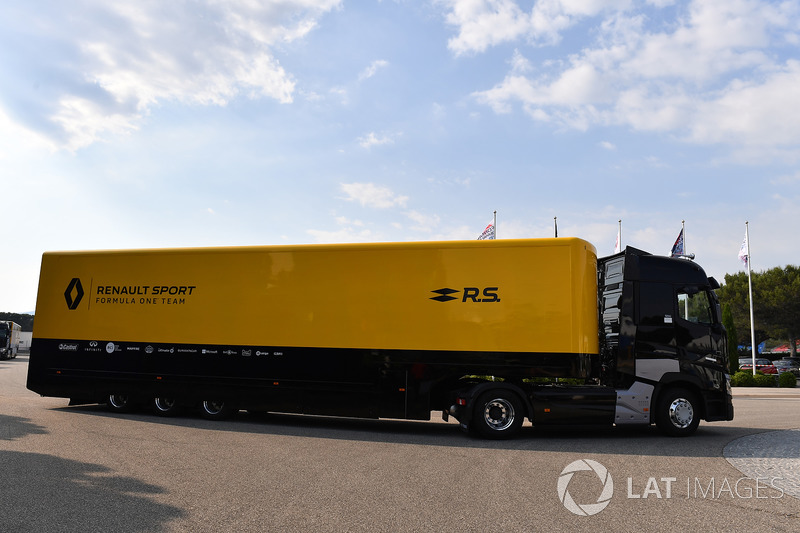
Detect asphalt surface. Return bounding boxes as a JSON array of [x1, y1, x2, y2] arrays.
[[2, 355, 799, 532]]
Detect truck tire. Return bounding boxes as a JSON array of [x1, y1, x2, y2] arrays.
[[152, 397, 182, 417], [107, 393, 135, 413], [655, 388, 700, 437], [199, 400, 236, 420], [472, 390, 524, 439]]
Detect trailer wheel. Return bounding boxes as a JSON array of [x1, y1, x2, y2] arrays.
[[472, 390, 524, 439], [655, 388, 700, 437], [152, 397, 182, 417], [107, 394, 135, 413], [199, 400, 236, 420]]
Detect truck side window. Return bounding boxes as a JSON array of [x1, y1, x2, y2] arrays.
[[637, 282, 673, 325], [677, 289, 713, 325]]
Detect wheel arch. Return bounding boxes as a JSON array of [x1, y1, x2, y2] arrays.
[[652, 374, 706, 423], [460, 381, 532, 424]]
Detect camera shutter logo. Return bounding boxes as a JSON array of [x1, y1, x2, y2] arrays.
[[557, 459, 614, 516]]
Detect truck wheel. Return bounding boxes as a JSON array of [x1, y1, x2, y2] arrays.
[[472, 390, 524, 439], [152, 397, 182, 417], [655, 388, 700, 437], [107, 393, 135, 413], [199, 400, 236, 420]]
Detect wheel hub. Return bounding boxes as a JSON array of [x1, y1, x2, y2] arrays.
[[484, 398, 514, 430], [668, 398, 694, 428]]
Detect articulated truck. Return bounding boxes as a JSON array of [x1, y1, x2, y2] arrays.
[[28, 238, 733, 438], [1, 321, 21, 360]]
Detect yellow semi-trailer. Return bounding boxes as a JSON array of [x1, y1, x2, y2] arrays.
[[28, 238, 733, 438]]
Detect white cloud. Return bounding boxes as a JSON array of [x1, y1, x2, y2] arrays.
[[405, 210, 441, 232], [599, 141, 616, 150], [467, 0, 800, 159], [617, 0, 782, 82], [688, 61, 800, 149], [509, 49, 532, 74], [770, 170, 800, 185], [340, 183, 409, 209], [442, 0, 629, 55], [358, 60, 389, 81], [357, 131, 399, 148], [306, 227, 377, 243], [334, 216, 365, 226], [307, 213, 375, 243], [0, 0, 341, 150], [444, 0, 532, 55]]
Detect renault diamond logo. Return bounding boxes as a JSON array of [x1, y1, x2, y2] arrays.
[[430, 288, 459, 302], [64, 278, 84, 310]]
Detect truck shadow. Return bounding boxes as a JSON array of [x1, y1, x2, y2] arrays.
[[0, 450, 185, 531], [57, 404, 781, 458]]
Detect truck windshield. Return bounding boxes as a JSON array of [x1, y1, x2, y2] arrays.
[[677, 290, 715, 325]]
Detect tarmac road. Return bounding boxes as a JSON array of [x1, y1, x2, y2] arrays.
[[2, 355, 799, 532]]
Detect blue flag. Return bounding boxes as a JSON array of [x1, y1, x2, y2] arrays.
[[670, 228, 685, 257]]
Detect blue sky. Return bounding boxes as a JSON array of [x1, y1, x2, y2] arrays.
[[2, 0, 799, 313]]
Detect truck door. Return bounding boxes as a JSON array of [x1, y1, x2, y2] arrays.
[[675, 286, 726, 366]]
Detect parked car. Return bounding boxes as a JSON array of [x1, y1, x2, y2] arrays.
[[774, 359, 800, 378], [739, 358, 777, 374]]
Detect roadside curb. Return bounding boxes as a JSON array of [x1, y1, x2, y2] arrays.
[[732, 387, 800, 398]]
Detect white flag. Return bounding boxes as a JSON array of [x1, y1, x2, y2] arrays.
[[477, 223, 495, 240], [614, 229, 621, 253], [738, 233, 749, 268]]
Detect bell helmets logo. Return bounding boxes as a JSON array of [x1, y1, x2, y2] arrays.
[[557, 459, 614, 516], [64, 278, 85, 310]]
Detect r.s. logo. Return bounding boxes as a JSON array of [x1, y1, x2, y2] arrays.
[[430, 287, 500, 303]]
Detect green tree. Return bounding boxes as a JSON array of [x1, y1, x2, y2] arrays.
[[0, 312, 34, 331], [718, 266, 800, 357], [717, 272, 768, 349], [757, 266, 800, 357]]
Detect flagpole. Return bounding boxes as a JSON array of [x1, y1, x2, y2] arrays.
[[554, 217, 558, 238], [682, 220, 686, 254], [618, 219, 622, 251], [745, 221, 756, 375], [493, 210, 497, 239], [682, 220, 688, 319]]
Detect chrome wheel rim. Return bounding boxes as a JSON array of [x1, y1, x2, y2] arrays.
[[483, 398, 515, 431], [668, 398, 694, 429], [154, 397, 176, 412], [109, 394, 129, 409], [202, 400, 225, 415]]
